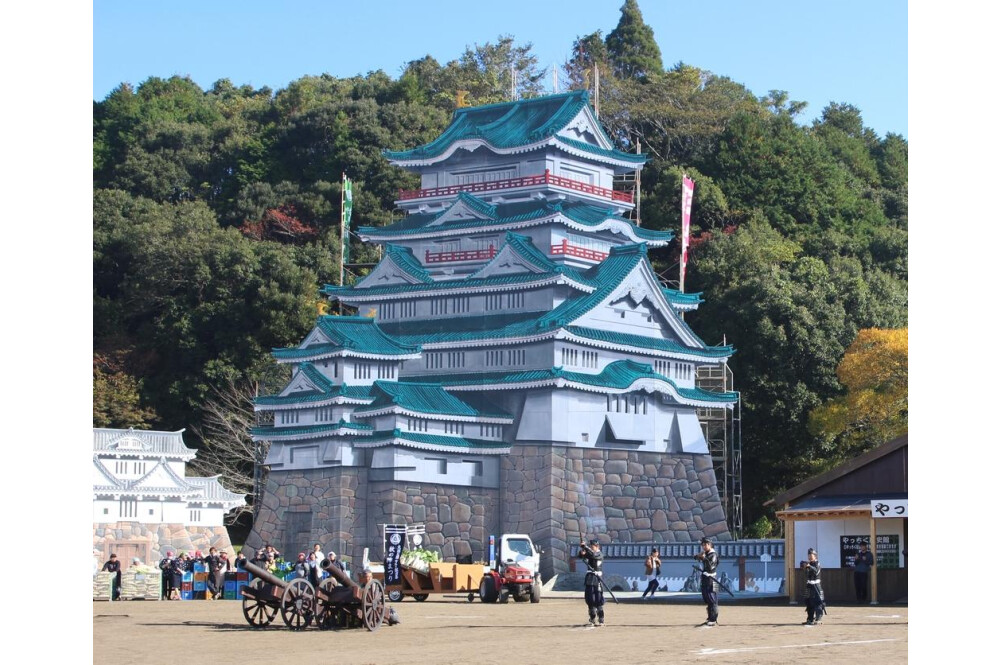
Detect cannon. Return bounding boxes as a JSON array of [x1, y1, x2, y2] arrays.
[[314, 558, 387, 631], [240, 561, 316, 630]]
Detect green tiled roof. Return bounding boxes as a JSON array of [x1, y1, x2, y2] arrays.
[[299, 363, 334, 391], [354, 381, 511, 419], [357, 197, 672, 243], [384, 245, 433, 283], [565, 326, 734, 358], [410, 360, 738, 404], [255, 381, 372, 406], [273, 316, 420, 360], [454, 191, 498, 218], [661, 288, 703, 306], [384, 91, 644, 166], [359, 428, 510, 451], [251, 420, 374, 439]]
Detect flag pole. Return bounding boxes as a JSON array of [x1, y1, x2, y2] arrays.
[[340, 171, 346, 289]]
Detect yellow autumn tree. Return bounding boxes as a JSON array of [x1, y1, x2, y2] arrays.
[[808, 328, 907, 464]]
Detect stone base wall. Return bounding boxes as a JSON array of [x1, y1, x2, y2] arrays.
[[93, 522, 234, 563], [503, 445, 731, 579], [246, 467, 365, 564], [366, 482, 500, 562]]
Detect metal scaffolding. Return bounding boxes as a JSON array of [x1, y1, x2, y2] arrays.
[[696, 363, 743, 539]]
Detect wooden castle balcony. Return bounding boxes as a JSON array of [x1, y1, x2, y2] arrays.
[[398, 170, 633, 204]]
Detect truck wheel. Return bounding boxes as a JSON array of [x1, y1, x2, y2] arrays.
[[479, 576, 498, 603], [412, 594, 429, 602], [530, 580, 541, 603], [499, 588, 509, 604], [387, 589, 403, 603]]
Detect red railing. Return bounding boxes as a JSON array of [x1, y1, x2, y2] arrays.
[[550, 239, 609, 262], [398, 169, 634, 204], [425, 245, 497, 264]]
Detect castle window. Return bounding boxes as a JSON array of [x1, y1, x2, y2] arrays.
[[119, 499, 137, 519], [506, 349, 525, 366], [431, 298, 449, 316], [486, 349, 504, 367], [427, 457, 448, 474], [507, 292, 524, 309], [149, 509, 155, 515], [465, 460, 483, 476], [103, 508, 109, 515], [450, 296, 470, 314], [425, 353, 443, 369], [189, 509, 201, 523], [486, 294, 503, 311], [401, 301, 416, 318], [447, 352, 466, 369], [581, 433, 589, 443]]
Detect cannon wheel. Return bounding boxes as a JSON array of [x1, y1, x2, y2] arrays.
[[280, 578, 316, 631], [315, 578, 339, 630], [242, 578, 277, 628], [362, 579, 387, 632]]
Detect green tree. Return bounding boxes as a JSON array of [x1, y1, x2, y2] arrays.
[[605, 0, 665, 81]]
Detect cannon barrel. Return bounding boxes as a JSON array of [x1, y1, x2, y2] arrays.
[[244, 560, 289, 588], [321, 558, 357, 588]]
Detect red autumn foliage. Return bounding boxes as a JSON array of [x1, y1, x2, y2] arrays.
[[240, 205, 317, 242]]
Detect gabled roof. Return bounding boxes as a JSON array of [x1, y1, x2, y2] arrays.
[[384, 91, 645, 167], [356, 197, 672, 245], [353, 381, 512, 421], [93, 428, 196, 458], [353, 429, 511, 455], [185, 476, 248, 507], [370, 244, 714, 357], [255, 381, 372, 408], [661, 288, 703, 311], [409, 360, 739, 407], [325, 232, 594, 301], [766, 434, 908, 509], [272, 316, 421, 361]]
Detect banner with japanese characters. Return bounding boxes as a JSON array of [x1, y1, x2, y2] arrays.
[[384, 524, 406, 587]]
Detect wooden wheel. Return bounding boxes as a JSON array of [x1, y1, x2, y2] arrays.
[[361, 579, 386, 632], [315, 578, 339, 630], [241, 578, 277, 628], [280, 578, 316, 631]]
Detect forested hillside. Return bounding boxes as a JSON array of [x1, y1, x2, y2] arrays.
[[93, 1, 907, 529]]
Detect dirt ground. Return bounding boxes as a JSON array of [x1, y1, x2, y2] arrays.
[[93, 594, 907, 665]]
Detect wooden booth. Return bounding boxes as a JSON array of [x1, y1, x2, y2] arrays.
[[766, 434, 907, 604]]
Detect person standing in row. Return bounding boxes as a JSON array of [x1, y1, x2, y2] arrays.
[[102, 553, 122, 601], [578, 539, 606, 627], [852, 540, 874, 603], [801, 548, 826, 625], [694, 536, 719, 626], [641, 548, 661, 599]]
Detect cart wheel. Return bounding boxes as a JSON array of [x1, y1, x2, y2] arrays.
[[362, 579, 387, 632], [280, 578, 316, 631], [412, 593, 429, 602], [315, 578, 338, 629], [387, 589, 403, 603], [530, 579, 542, 603], [479, 575, 498, 603], [241, 578, 277, 628]]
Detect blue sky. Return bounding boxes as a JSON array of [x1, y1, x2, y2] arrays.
[[94, 0, 907, 138]]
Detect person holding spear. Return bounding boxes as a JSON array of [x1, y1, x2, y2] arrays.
[[578, 538, 608, 627]]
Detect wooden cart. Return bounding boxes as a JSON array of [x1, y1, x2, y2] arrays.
[[378, 561, 488, 602]]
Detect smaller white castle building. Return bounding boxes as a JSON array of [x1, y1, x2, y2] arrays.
[[93, 428, 244, 527]]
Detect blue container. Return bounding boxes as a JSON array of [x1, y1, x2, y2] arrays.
[[223, 589, 237, 600], [225, 581, 237, 592], [193, 581, 206, 591], [180, 590, 193, 600], [193, 563, 207, 573], [182, 572, 193, 583]]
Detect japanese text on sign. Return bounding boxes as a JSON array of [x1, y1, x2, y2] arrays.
[[871, 499, 907, 518]]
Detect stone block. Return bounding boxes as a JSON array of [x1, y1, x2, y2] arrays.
[[637, 487, 654, 498], [606, 474, 621, 485], [454, 540, 472, 557], [605, 460, 628, 474], [678, 497, 697, 511], [670, 521, 689, 530], [634, 529, 653, 541], [633, 517, 651, 529], [623, 485, 637, 497], [604, 507, 623, 518], [453, 503, 472, 523], [704, 522, 730, 538], [651, 510, 669, 531], [443, 522, 460, 537], [606, 517, 628, 531], [635, 498, 650, 510], [438, 504, 452, 523], [425, 521, 443, 533], [604, 485, 622, 497], [612, 497, 633, 509], [701, 505, 726, 524]]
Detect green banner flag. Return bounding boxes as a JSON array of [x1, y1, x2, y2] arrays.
[[342, 178, 353, 267]]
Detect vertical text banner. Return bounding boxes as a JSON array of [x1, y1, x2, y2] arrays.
[[384, 524, 406, 586], [680, 176, 695, 291]]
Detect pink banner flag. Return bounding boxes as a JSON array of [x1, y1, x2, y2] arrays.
[[680, 175, 695, 292]]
